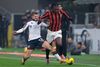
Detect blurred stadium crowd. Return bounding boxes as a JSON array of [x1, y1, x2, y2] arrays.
[[0, 14, 10, 48]]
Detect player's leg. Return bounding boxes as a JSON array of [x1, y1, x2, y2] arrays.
[[62, 29, 67, 57], [21, 40, 35, 65], [21, 48, 32, 65], [53, 30, 66, 59], [56, 37, 66, 59], [42, 41, 66, 63], [51, 40, 57, 52], [45, 40, 60, 64], [51, 39, 65, 59], [51, 32, 62, 56], [22, 31, 30, 65], [61, 16, 70, 57], [55, 37, 62, 57], [45, 42, 55, 64], [45, 49, 50, 64], [45, 30, 54, 63]]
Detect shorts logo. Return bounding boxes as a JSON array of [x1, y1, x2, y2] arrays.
[[39, 38, 44, 42]]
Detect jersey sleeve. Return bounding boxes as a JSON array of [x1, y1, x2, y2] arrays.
[[16, 22, 29, 33], [60, 9, 72, 20], [40, 11, 49, 19]]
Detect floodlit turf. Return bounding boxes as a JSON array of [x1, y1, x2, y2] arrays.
[[0, 48, 100, 67]]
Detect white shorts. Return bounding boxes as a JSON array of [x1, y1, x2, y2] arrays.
[[46, 30, 62, 43]]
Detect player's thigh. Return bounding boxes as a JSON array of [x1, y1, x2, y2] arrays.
[[54, 32, 62, 46], [55, 37, 62, 45], [42, 41, 52, 50]]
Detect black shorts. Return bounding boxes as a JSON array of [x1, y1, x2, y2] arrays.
[[27, 38, 44, 49]]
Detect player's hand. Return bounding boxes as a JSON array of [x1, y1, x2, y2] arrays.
[[13, 31, 17, 35]]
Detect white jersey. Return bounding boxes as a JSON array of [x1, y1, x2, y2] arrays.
[[16, 20, 45, 41]]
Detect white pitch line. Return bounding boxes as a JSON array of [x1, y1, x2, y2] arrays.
[[0, 56, 99, 67]]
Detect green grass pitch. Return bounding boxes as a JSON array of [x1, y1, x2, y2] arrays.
[[0, 48, 100, 67]]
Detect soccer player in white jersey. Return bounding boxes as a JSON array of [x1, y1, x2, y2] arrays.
[[13, 11, 66, 65]]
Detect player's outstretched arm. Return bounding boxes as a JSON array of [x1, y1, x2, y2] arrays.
[[13, 22, 29, 35], [13, 31, 18, 35]]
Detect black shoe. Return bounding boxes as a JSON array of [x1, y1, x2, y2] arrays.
[[46, 59, 50, 64]]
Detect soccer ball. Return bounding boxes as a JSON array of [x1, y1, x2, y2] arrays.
[[66, 57, 75, 65]]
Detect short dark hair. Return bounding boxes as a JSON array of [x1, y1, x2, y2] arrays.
[[50, 3, 58, 9]]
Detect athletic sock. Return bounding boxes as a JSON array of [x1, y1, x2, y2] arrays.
[[54, 53, 61, 60]]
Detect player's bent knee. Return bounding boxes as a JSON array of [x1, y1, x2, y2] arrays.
[[42, 41, 51, 48], [51, 50, 57, 55], [43, 41, 49, 45]]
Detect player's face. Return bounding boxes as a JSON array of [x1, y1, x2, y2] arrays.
[[53, 6, 59, 13], [32, 14, 39, 21]]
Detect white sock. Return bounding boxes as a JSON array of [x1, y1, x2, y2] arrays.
[[54, 53, 61, 60]]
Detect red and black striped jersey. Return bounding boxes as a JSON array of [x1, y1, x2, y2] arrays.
[[41, 9, 72, 31]]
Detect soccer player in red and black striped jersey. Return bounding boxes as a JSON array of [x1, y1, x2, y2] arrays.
[[41, 4, 72, 31], [40, 3, 72, 63]]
